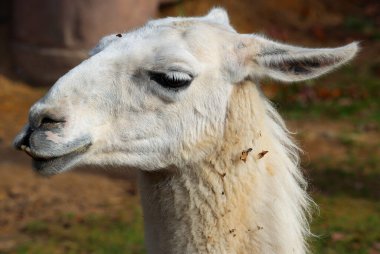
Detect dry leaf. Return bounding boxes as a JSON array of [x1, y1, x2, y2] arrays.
[[257, 150, 268, 159], [240, 148, 253, 162]]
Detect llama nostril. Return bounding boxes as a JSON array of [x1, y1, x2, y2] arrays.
[[41, 117, 60, 124], [39, 116, 65, 129]]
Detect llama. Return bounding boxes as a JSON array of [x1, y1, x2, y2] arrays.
[[14, 8, 358, 254]]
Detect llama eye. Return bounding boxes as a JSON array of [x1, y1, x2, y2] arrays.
[[149, 71, 192, 90]]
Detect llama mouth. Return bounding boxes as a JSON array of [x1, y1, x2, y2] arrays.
[[21, 144, 91, 175]]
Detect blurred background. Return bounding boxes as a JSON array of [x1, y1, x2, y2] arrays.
[[0, 0, 379, 253]]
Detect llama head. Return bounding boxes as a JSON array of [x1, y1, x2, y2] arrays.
[[14, 8, 358, 175]]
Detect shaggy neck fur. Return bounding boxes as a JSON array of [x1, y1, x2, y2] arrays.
[[138, 81, 311, 254]]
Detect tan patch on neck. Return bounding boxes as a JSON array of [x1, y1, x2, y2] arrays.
[[266, 163, 275, 176]]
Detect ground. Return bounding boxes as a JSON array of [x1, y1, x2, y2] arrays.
[[0, 0, 379, 253]]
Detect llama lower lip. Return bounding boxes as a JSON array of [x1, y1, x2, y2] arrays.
[[32, 144, 91, 175]]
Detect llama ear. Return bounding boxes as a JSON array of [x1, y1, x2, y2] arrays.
[[89, 33, 123, 56], [239, 35, 359, 82], [205, 8, 230, 26]]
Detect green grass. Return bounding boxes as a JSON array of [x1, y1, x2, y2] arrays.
[[307, 148, 380, 253], [311, 195, 380, 254], [14, 209, 145, 254]]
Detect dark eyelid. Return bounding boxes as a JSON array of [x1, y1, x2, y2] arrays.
[[148, 71, 193, 90]]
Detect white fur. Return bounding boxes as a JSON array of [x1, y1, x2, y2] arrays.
[[17, 8, 358, 254]]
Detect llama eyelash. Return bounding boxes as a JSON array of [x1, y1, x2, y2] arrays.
[[165, 71, 193, 81], [149, 71, 193, 90]]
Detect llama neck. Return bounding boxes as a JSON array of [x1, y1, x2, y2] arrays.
[[138, 81, 310, 254]]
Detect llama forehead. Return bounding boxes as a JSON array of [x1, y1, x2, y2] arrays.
[[93, 15, 237, 70]]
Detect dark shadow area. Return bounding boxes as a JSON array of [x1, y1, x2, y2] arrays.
[[309, 169, 380, 201], [0, 0, 12, 75]]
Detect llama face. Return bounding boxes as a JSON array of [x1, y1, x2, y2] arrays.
[[14, 8, 358, 175], [13, 9, 239, 175]]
